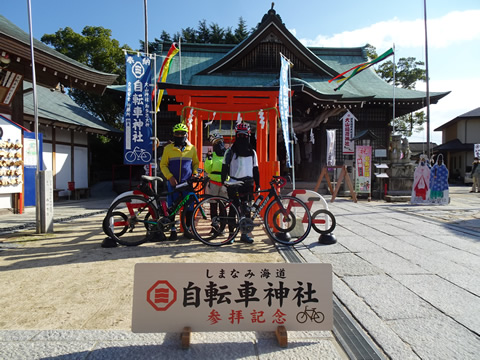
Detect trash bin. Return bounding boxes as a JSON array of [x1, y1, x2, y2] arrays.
[[68, 181, 75, 191]]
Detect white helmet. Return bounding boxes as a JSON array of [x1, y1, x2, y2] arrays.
[[208, 132, 223, 144]]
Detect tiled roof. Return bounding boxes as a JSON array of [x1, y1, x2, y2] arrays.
[[434, 107, 480, 131], [110, 8, 449, 107], [23, 82, 120, 134], [0, 15, 117, 95]]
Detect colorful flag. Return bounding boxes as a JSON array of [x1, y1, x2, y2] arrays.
[[154, 43, 179, 112], [329, 48, 394, 91]]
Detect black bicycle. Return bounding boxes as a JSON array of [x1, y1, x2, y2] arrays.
[[103, 173, 208, 246], [190, 176, 312, 246]]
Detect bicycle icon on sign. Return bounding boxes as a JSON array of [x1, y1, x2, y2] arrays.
[[125, 146, 152, 163], [296, 305, 325, 324]]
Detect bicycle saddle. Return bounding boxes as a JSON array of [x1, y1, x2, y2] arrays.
[[141, 175, 164, 182], [224, 179, 244, 186], [176, 182, 189, 190]]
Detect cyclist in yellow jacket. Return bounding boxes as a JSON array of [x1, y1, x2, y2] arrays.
[[160, 123, 199, 240]]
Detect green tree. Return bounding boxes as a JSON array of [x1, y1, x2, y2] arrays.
[[234, 17, 250, 43], [224, 26, 237, 43], [366, 44, 427, 136], [157, 16, 251, 45], [41, 26, 130, 129], [181, 27, 197, 43], [197, 20, 210, 43], [209, 23, 225, 44]]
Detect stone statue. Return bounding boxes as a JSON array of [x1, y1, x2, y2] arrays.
[[390, 135, 402, 163], [401, 137, 411, 162]]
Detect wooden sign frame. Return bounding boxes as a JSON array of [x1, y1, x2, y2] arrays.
[[314, 166, 357, 203]]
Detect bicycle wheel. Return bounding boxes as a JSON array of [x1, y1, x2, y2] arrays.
[[180, 194, 208, 239], [140, 151, 152, 162], [191, 196, 239, 246], [104, 195, 159, 246], [264, 195, 312, 245], [313, 311, 325, 324], [124, 151, 135, 163], [296, 312, 308, 323], [311, 209, 336, 234]]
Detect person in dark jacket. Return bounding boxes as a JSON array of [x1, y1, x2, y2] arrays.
[[221, 122, 259, 244]]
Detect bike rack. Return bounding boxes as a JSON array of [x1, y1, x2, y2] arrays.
[[289, 189, 337, 244]]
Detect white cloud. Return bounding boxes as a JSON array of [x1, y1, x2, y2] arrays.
[[292, 9, 480, 145], [407, 77, 479, 144], [296, 9, 480, 52]]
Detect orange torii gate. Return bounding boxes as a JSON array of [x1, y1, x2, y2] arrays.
[[163, 86, 284, 191]]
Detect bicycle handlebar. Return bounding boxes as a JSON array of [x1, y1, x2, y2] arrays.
[[270, 176, 287, 189]]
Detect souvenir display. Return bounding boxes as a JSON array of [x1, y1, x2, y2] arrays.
[[0, 138, 23, 187]]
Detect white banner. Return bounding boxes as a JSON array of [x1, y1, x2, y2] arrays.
[[279, 55, 292, 168], [326, 129, 336, 166], [474, 144, 480, 158], [340, 111, 356, 154]]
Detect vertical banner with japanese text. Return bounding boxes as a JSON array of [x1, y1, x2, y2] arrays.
[[355, 145, 372, 194], [340, 110, 356, 154], [123, 54, 153, 165], [279, 55, 292, 168], [474, 144, 480, 158], [326, 129, 336, 166]]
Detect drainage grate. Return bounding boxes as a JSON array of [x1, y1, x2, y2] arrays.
[[277, 245, 387, 360]]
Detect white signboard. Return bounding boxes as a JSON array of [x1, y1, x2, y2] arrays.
[[340, 110, 357, 154], [132, 263, 332, 332], [474, 144, 480, 158]]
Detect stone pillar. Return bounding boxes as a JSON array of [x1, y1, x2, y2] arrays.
[[36, 170, 54, 233]]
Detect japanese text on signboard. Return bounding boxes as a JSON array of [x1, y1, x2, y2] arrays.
[[355, 145, 372, 193], [341, 111, 357, 154], [123, 54, 153, 165], [133, 263, 332, 332], [279, 56, 292, 168]]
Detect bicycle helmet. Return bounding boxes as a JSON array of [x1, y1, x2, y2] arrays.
[[235, 122, 251, 136], [208, 132, 223, 144], [173, 123, 188, 133]]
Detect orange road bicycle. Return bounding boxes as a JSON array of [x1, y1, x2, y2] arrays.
[[190, 176, 312, 246]]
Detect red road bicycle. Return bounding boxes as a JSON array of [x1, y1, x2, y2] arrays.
[[190, 176, 312, 246]]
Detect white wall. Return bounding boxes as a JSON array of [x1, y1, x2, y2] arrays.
[[0, 194, 12, 208], [42, 143, 53, 172], [74, 146, 88, 188], [55, 144, 71, 191]]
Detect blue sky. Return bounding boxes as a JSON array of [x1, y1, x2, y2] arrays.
[[3, 0, 480, 144]]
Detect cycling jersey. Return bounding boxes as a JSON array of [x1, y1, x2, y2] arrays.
[[160, 142, 199, 183]]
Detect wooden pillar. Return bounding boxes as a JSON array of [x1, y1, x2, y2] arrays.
[[195, 112, 203, 169], [268, 107, 280, 183]]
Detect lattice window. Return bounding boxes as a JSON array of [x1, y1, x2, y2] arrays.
[[230, 42, 312, 73]]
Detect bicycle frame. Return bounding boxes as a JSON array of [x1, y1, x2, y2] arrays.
[[235, 180, 302, 223]]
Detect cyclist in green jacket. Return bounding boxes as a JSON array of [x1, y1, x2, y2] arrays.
[[205, 132, 228, 233], [205, 132, 228, 198]]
